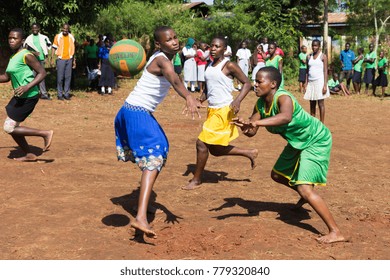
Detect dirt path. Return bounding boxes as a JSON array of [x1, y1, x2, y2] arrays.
[[0, 81, 389, 260]]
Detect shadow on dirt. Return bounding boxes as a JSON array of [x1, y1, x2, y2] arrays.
[[102, 187, 183, 245], [210, 197, 320, 234], [182, 164, 251, 183]]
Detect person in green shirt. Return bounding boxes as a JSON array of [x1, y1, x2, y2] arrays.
[[298, 45, 307, 94], [328, 72, 350, 96], [373, 50, 388, 97], [25, 23, 52, 100], [231, 66, 346, 244], [0, 28, 53, 162], [352, 47, 364, 94], [265, 42, 284, 88], [363, 43, 376, 95]]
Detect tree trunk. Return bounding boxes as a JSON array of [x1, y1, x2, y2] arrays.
[[323, 0, 329, 61]]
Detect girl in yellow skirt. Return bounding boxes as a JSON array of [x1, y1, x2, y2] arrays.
[[182, 36, 258, 190]]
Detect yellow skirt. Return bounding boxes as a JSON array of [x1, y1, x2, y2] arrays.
[[198, 105, 239, 146]]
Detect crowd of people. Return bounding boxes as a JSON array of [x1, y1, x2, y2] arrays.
[[21, 22, 119, 101], [1, 22, 388, 245]]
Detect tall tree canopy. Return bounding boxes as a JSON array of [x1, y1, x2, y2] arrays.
[[0, 0, 119, 42]]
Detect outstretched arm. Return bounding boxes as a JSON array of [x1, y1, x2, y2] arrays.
[[157, 56, 201, 119], [231, 106, 261, 137]]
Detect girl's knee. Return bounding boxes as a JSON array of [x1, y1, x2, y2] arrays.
[[3, 117, 19, 134], [297, 185, 314, 200], [196, 139, 208, 153]]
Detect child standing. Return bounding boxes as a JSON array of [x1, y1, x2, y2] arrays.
[[352, 48, 364, 95], [298, 45, 307, 94], [251, 44, 266, 87], [265, 42, 284, 88], [196, 42, 209, 97], [304, 39, 329, 123], [182, 36, 258, 190], [373, 50, 388, 97], [0, 28, 53, 161], [235, 41, 251, 90], [232, 66, 346, 244], [114, 26, 201, 237], [363, 43, 376, 95], [98, 38, 115, 94], [182, 38, 197, 92]]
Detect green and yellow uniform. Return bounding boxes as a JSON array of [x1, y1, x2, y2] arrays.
[[6, 49, 39, 98], [255, 89, 332, 186]]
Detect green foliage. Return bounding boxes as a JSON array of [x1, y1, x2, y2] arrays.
[[0, 0, 119, 44]]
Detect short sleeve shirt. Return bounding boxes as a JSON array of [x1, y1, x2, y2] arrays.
[[299, 52, 307, 69], [365, 52, 377, 69]]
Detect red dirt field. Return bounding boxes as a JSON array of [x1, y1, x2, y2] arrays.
[[0, 80, 389, 260]]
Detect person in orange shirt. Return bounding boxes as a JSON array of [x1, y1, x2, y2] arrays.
[[52, 23, 76, 100]]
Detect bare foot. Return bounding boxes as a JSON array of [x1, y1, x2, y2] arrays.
[[316, 231, 347, 244], [250, 149, 258, 169], [13, 153, 37, 162], [181, 179, 202, 190], [43, 130, 54, 151], [131, 219, 156, 238]]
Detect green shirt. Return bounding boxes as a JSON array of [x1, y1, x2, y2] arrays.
[[365, 52, 376, 69], [327, 79, 339, 88], [378, 57, 388, 75], [6, 49, 39, 98], [173, 53, 181, 66], [353, 55, 364, 72], [255, 89, 328, 150], [265, 55, 284, 88], [298, 52, 307, 69], [84, 45, 98, 59], [32, 34, 45, 61]]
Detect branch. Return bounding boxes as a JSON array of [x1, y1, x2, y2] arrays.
[[379, 15, 390, 26]]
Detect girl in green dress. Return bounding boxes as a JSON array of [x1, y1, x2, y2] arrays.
[[265, 42, 284, 88], [232, 67, 346, 244]]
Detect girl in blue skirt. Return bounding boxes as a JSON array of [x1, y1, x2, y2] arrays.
[[114, 26, 201, 238]]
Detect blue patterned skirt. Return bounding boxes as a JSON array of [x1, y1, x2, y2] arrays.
[[114, 102, 169, 171]]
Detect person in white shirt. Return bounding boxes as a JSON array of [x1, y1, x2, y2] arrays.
[[236, 41, 251, 90], [25, 23, 52, 100]]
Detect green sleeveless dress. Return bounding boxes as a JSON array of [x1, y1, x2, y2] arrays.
[[256, 89, 332, 186], [265, 55, 284, 88]]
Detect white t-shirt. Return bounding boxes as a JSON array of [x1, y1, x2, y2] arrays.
[[236, 48, 251, 60]]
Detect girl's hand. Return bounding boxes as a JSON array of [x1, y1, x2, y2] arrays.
[[14, 86, 29, 97], [231, 117, 254, 133], [322, 86, 327, 95], [230, 100, 241, 115]]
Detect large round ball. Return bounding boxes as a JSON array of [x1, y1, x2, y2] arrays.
[[109, 39, 146, 76]]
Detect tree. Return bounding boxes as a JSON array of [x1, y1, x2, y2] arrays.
[[348, 0, 390, 54], [0, 0, 119, 42]]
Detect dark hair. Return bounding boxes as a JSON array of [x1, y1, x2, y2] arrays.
[[10, 28, 26, 39], [153, 26, 172, 42], [269, 42, 277, 49], [358, 47, 364, 54], [31, 23, 40, 28], [258, 66, 282, 88], [312, 39, 321, 45], [213, 36, 227, 48]]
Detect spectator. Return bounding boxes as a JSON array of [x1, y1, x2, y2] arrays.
[[52, 23, 76, 100], [25, 23, 52, 100]]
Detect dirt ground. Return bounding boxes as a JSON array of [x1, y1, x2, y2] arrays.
[[0, 78, 389, 260]]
